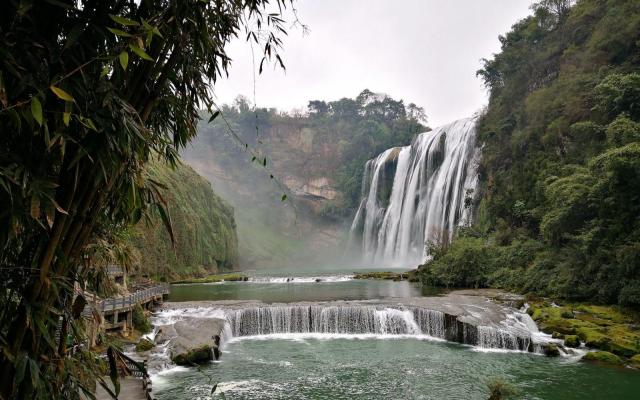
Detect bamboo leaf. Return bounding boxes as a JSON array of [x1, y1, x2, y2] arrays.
[[109, 14, 139, 26], [129, 44, 153, 61], [107, 27, 132, 37], [31, 97, 43, 126], [107, 347, 121, 397], [208, 111, 220, 123], [63, 112, 70, 126], [14, 353, 27, 387], [119, 51, 129, 71], [50, 86, 74, 102], [29, 359, 40, 389]]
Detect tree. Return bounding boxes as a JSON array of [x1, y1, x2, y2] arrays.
[[308, 100, 329, 116], [407, 103, 427, 124], [0, 1, 293, 398]]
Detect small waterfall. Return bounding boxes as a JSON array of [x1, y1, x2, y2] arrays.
[[349, 118, 480, 266], [224, 304, 533, 352]]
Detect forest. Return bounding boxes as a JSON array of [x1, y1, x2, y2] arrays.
[[420, 0, 640, 308]]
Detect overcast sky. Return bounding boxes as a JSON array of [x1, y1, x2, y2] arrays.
[[214, 0, 534, 127]]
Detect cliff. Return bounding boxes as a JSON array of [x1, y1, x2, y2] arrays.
[[131, 161, 238, 279]]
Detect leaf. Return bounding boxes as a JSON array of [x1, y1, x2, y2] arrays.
[[14, 353, 28, 387], [29, 359, 40, 389], [31, 97, 43, 126], [276, 54, 286, 71], [100, 65, 110, 78], [30, 195, 40, 219], [281, 194, 287, 202], [63, 112, 70, 126], [208, 111, 220, 123], [107, 347, 121, 396], [211, 383, 217, 395], [50, 86, 74, 102], [263, 157, 267, 166], [119, 51, 129, 71], [129, 44, 153, 61], [107, 27, 132, 37], [109, 14, 139, 26]]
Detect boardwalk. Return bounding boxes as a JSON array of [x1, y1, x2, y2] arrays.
[[95, 378, 149, 400]]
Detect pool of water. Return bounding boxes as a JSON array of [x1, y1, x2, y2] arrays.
[[153, 337, 640, 400], [168, 266, 443, 303]]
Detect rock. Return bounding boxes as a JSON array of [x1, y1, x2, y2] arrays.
[[630, 354, 640, 369], [154, 325, 178, 344], [542, 343, 560, 357], [172, 345, 214, 366], [135, 338, 154, 352], [561, 310, 574, 319], [582, 351, 623, 365], [551, 331, 564, 339], [563, 335, 580, 348]]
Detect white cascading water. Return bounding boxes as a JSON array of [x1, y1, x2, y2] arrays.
[[223, 304, 538, 352], [349, 117, 480, 266]]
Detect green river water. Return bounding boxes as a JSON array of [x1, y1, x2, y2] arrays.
[[153, 267, 640, 399]]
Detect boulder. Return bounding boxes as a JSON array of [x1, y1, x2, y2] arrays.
[[135, 338, 154, 352], [630, 354, 640, 369], [542, 343, 560, 357], [564, 335, 580, 348], [168, 317, 226, 367], [172, 345, 214, 366], [582, 351, 623, 365]]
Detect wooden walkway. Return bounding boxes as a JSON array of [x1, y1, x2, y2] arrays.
[[95, 378, 148, 400], [82, 284, 170, 317]]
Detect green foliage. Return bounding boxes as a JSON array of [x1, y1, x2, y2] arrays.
[[422, 0, 640, 308], [131, 162, 238, 279], [0, 1, 293, 398], [132, 304, 152, 334]]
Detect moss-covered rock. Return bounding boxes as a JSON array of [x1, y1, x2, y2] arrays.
[[135, 338, 154, 352], [528, 301, 640, 358], [542, 343, 560, 357], [630, 354, 640, 369], [551, 331, 564, 339], [172, 345, 213, 366], [564, 335, 580, 348], [582, 351, 623, 365]]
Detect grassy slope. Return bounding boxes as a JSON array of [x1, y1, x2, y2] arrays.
[[131, 161, 238, 279]]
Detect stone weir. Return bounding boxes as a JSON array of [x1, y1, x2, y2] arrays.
[[160, 292, 544, 353]]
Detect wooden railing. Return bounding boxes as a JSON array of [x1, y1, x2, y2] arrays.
[[82, 283, 170, 317]]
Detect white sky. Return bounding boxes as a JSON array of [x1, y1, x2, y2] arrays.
[[213, 0, 534, 127]]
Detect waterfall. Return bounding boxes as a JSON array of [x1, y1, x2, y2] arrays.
[[224, 304, 533, 352], [349, 118, 480, 266]]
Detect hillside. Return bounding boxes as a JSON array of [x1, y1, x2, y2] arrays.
[[131, 162, 238, 279], [183, 91, 427, 267], [420, 0, 640, 308]]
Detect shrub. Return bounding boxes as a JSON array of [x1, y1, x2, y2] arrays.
[[132, 304, 152, 334]]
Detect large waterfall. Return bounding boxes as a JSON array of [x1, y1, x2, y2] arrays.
[[349, 118, 480, 266]]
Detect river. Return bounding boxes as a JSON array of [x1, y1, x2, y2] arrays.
[[151, 267, 640, 399]]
